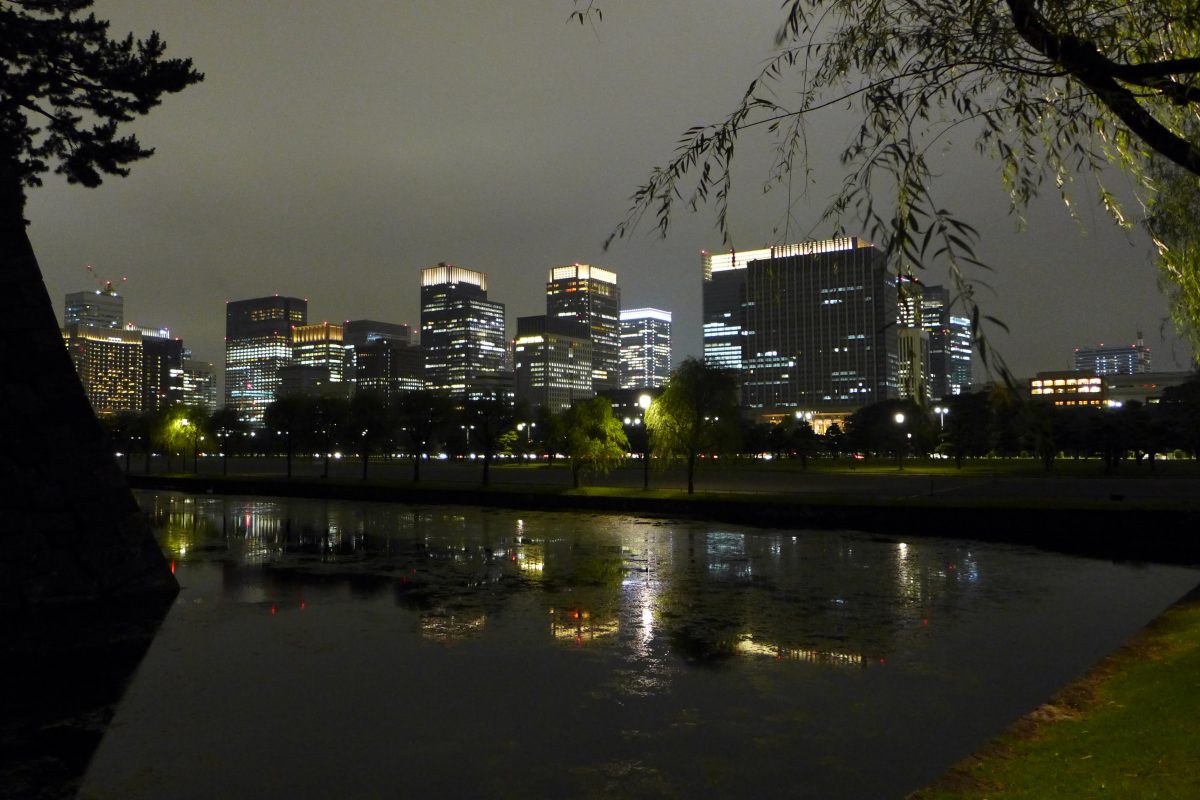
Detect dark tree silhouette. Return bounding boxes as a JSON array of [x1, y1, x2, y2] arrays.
[[396, 391, 452, 483]]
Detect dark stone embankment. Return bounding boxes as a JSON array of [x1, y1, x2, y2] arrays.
[[129, 473, 1200, 566]]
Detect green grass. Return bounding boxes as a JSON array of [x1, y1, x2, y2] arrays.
[[912, 602, 1200, 799]]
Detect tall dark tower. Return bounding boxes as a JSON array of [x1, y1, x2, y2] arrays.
[[545, 264, 620, 393], [740, 237, 899, 413], [419, 264, 506, 397], [225, 295, 307, 426]]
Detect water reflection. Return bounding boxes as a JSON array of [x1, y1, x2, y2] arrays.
[[77, 491, 1200, 800], [143, 492, 992, 671]]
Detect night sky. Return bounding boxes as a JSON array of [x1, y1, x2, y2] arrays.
[[26, 1, 1194, 384]]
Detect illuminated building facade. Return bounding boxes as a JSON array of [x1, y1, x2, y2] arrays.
[[896, 274, 929, 402], [546, 264, 620, 393], [420, 264, 507, 397], [354, 339, 424, 398], [225, 295, 307, 426], [619, 308, 672, 389], [1030, 371, 1106, 406], [139, 331, 185, 412], [343, 319, 413, 385], [64, 285, 123, 330], [181, 358, 217, 411], [514, 314, 593, 413], [737, 237, 899, 412], [62, 323, 143, 414], [1074, 334, 1152, 375], [292, 322, 345, 384], [921, 285, 972, 397]]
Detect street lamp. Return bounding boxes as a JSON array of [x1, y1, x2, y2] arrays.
[[638, 394, 652, 490], [933, 405, 949, 430], [894, 411, 906, 471]]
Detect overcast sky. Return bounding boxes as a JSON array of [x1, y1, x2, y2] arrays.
[[27, 1, 1195, 383]]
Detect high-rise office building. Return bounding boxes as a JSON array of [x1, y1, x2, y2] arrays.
[[546, 264, 620, 393], [64, 284, 124, 330], [139, 330, 185, 412], [354, 339, 424, 398], [61, 323, 143, 414], [292, 322, 345, 384], [702, 246, 789, 372], [420, 264, 507, 397], [896, 274, 930, 402], [514, 314, 593, 413], [730, 237, 898, 412], [181, 358, 217, 411], [1074, 334, 1151, 375], [225, 295, 307, 426], [619, 308, 672, 389], [343, 319, 413, 385], [921, 285, 972, 397]]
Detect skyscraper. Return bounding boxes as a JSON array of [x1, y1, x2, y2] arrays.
[[225, 295, 307, 426], [619, 308, 672, 389], [64, 283, 124, 330], [546, 264, 620, 393], [181, 357, 217, 411], [513, 314, 593, 413], [292, 322, 345, 384], [343, 319, 414, 386], [61, 323, 143, 414], [420, 264, 506, 397], [139, 330, 185, 412], [921, 285, 972, 397], [896, 274, 930, 402], [735, 237, 899, 412], [1074, 334, 1152, 375]]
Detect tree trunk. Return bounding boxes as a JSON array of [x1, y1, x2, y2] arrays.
[[0, 158, 176, 608]]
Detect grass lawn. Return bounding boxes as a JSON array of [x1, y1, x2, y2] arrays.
[[911, 600, 1200, 799]]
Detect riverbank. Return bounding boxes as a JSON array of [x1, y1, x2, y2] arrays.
[[911, 590, 1200, 799], [127, 468, 1200, 565]]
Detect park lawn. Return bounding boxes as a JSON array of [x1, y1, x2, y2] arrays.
[[912, 601, 1200, 800]]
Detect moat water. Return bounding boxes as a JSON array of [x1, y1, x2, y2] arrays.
[[75, 491, 1199, 799]]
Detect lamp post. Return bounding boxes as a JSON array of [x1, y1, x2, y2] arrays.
[[933, 405, 949, 430], [639, 393, 652, 490], [894, 411, 906, 471]]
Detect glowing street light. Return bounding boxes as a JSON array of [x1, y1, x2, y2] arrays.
[[894, 411, 906, 471], [638, 394, 652, 490], [933, 405, 949, 430]]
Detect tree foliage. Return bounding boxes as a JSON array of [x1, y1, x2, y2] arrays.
[[560, 396, 629, 488], [1, 0, 202, 220], [594, 0, 1200, 355], [645, 357, 740, 493]]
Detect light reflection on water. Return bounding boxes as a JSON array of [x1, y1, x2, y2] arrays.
[[78, 491, 1200, 800]]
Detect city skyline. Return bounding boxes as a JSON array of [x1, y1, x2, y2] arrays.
[[29, 1, 1195, 383]]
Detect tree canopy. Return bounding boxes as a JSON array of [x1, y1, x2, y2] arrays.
[[593, 0, 1200, 357], [645, 357, 740, 494], [560, 396, 629, 488]]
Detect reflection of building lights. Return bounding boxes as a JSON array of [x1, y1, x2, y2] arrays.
[[735, 636, 869, 668], [421, 612, 487, 641], [550, 607, 619, 643]]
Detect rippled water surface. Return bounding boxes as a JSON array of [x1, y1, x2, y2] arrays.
[[79, 492, 1199, 799]]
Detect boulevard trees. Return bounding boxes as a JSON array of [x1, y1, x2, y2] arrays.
[[645, 358, 740, 494]]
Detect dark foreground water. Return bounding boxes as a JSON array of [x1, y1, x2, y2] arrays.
[[77, 492, 1198, 799]]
